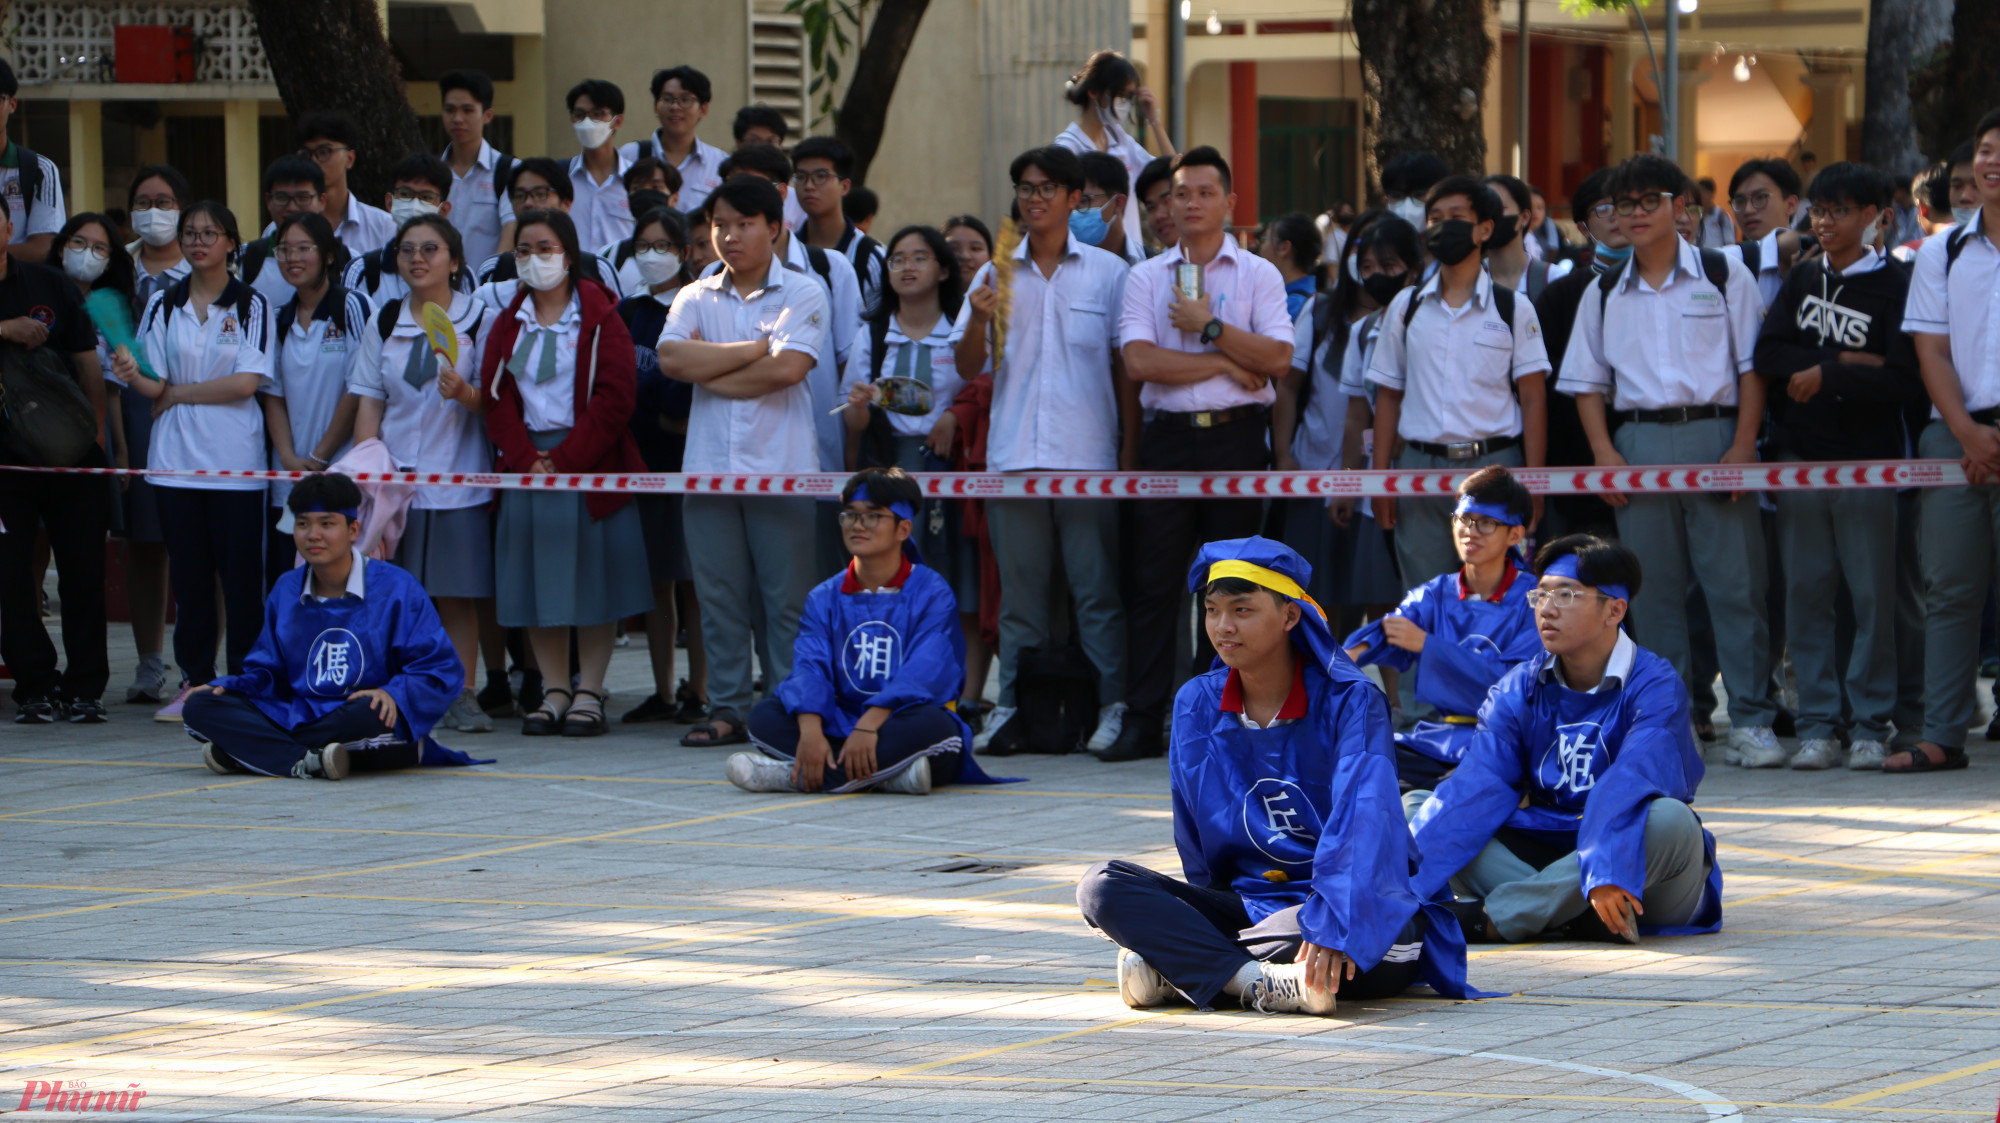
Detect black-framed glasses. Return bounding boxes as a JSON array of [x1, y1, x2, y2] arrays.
[[1612, 192, 1674, 217], [131, 195, 178, 212], [836, 510, 895, 528], [391, 187, 446, 206], [1807, 204, 1861, 223], [1588, 201, 1617, 221], [267, 190, 320, 208], [510, 185, 559, 206], [656, 94, 701, 110], [513, 246, 564, 261], [179, 228, 224, 246], [792, 169, 839, 187], [299, 144, 351, 163], [1452, 513, 1507, 536], [569, 108, 615, 123], [1731, 189, 1776, 212], [1013, 181, 1066, 201]]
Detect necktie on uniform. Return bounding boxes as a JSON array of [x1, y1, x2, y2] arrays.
[[506, 326, 561, 385], [401, 332, 438, 390]]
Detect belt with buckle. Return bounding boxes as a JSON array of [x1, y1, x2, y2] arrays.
[[1617, 405, 1740, 424], [1404, 435, 1521, 460], [1972, 407, 2000, 426], [1151, 405, 1270, 430]]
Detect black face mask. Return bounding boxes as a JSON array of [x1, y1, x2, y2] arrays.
[[1425, 219, 1480, 266], [1362, 271, 1405, 308], [1489, 214, 1520, 247]]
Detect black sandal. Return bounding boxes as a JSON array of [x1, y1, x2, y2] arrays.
[[1882, 743, 1969, 774], [562, 689, 608, 737], [522, 688, 572, 736], [679, 716, 747, 747], [672, 679, 709, 724]]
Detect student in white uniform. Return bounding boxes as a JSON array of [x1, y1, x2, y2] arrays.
[[112, 202, 272, 721], [471, 157, 623, 305], [1052, 50, 1175, 266], [731, 106, 809, 232], [1725, 158, 1803, 309], [292, 113, 396, 259], [596, 162, 680, 295], [350, 214, 499, 735], [564, 79, 636, 250], [344, 154, 477, 306], [0, 60, 65, 264], [792, 137, 886, 313], [259, 212, 366, 587], [240, 156, 329, 313], [621, 65, 728, 214], [438, 68, 516, 268]]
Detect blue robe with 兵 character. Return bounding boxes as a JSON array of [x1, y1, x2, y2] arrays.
[[1408, 635, 1724, 936]]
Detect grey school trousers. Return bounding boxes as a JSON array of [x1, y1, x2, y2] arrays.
[[1773, 454, 1897, 742], [1917, 422, 2000, 749], [1392, 443, 1526, 591], [683, 494, 819, 720], [1610, 417, 1776, 728], [986, 497, 1125, 708]]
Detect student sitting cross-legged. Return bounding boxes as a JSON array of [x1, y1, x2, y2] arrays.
[[183, 473, 490, 781], [1406, 535, 1722, 945], [726, 468, 1001, 796], [1077, 537, 1485, 1016], [1344, 466, 1543, 790]]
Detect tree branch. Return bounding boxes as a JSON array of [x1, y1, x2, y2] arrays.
[[834, 0, 930, 183]]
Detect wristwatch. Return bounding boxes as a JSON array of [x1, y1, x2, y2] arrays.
[[1201, 318, 1224, 344]]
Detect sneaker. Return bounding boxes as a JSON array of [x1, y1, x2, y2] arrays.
[[1790, 738, 1846, 771], [1723, 725, 1788, 768], [14, 699, 59, 724], [291, 742, 350, 781], [66, 699, 107, 724], [154, 683, 195, 723], [201, 742, 247, 776], [125, 655, 167, 704], [725, 751, 798, 793], [1240, 960, 1337, 1016], [477, 675, 517, 719], [440, 689, 493, 733], [1095, 721, 1164, 763], [1848, 740, 1890, 771], [1117, 948, 1178, 1008], [876, 756, 932, 795], [972, 705, 1017, 752], [1086, 702, 1127, 753]]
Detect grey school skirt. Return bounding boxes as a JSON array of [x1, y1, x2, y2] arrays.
[[493, 429, 653, 628], [395, 506, 495, 598]]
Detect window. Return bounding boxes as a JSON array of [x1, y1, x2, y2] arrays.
[[747, 0, 809, 136], [1258, 98, 1358, 221]]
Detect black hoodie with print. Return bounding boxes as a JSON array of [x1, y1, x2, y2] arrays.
[[1753, 253, 1926, 461]]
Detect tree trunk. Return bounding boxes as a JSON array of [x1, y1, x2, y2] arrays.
[[835, 0, 930, 185], [1350, 0, 1493, 191], [1861, 0, 1949, 177], [1911, 0, 2000, 162], [247, 0, 424, 205]]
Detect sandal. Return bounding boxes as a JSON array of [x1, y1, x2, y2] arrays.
[[562, 689, 608, 737], [522, 688, 572, 736], [1882, 743, 1969, 774], [672, 679, 709, 724], [679, 715, 747, 747]]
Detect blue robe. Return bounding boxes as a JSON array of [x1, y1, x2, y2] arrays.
[[210, 559, 485, 766], [1170, 655, 1489, 999], [775, 559, 1001, 784], [1344, 565, 1541, 764], [1409, 638, 1723, 936]]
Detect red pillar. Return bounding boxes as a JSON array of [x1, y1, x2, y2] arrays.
[[1229, 61, 1258, 227]]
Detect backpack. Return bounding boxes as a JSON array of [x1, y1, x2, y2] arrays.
[[1947, 221, 1979, 276], [1403, 280, 1517, 334], [277, 284, 362, 342], [0, 341, 94, 467], [240, 236, 274, 283], [1522, 258, 1551, 301], [373, 298, 486, 346], [1597, 246, 1733, 316], [853, 314, 900, 469], [1007, 643, 1100, 755], [144, 276, 261, 350], [11, 144, 44, 231]]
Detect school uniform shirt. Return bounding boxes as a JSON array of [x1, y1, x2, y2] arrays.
[[0, 142, 64, 246], [1408, 631, 1724, 937], [265, 199, 397, 261], [1120, 236, 1294, 413], [842, 313, 963, 438], [443, 140, 512, 267], [833, 220, 887, 315], [1367, 270, 1550, 444], [135, 278, 272, 491], [1718, 228, 1786, 308], [505, 291, 582, 431], [348, 291, 492, 510], [618, 132, 729, 212], [1286, 298, 1347, 471], [341, 245, 477, 307], [1555, 238, 1763, 410], [948, 233, 1128, 472], [1754, 249, 1925, 461], [131, 253, 192, 319], [663, 257, 829, 474], [1054, 120, 1150, 262], [568, 152, 636, 249], [599, 238, 645, 300], [1903, 222, 2000, 415], [266, 287, 373, 504], [245, 244, 297, 317]]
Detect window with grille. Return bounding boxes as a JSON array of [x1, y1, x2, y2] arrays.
[[747, 0, 810, 136]]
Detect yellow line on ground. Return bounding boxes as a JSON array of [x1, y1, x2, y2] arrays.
[[869, 1013, 1173, 1078], [0, 756, 205, 769], [1821, 1055, 2000, 1109], [0, 777, 272, 819]]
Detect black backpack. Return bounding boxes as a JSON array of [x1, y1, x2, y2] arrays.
[[853, 314, 901, 469], [276, 284, 362, 342], [12, 144, 44, 231], [240, 235, 274, 283], [371, 298, 486, 347], [0, 341, 94, 467], [1597, 246, 1732, 315], [1007, 644, 1100, 755]]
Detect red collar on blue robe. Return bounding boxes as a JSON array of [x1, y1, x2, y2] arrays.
[[841, 554, 913, 594], [1457, 561, 1519, 603], [1219, 658, 1309, 721]]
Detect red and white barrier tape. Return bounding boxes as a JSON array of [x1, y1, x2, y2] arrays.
[[0, 460, 1969, 497]]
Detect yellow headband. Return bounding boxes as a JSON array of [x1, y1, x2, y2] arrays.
[[1205, 560, 1328, 624]]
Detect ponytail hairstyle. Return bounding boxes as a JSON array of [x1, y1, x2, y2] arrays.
[[1065, 49, 1138, 108]]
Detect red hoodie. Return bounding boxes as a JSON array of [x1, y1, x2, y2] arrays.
[[482, 279, 647, 520]]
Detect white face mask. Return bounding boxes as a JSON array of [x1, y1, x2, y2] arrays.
[[63, 246, 109, 284], [1953, 206, 1979, 227], [518, 252, 569, 291], [1388, 197, 1426, 227], [634, 249, 681, 286], [1858, 216, 1880, 247], [574, 118, 614, 150], [133, 207, 180, 247], [1103, 96, 1132, 126], [390, 197, 441, 225]]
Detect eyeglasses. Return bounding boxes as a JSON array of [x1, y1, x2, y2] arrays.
[[510, 185, 560, 206], [1078, 192, 1114, 210], [299, 144, 351, 163], [1731, 189, 1775, 212], [633, 238, 682, 255], [887, 251, 935, 270], [64, 238, 109, 260], [130, 196, 178, 213], [267, 190, 320, 208], [395, 241, 446, 260], [837, 510, 896, 528], [569, 108, 615, 123], [1013, 181, 1066, 201], [1612, 192, 1674, 217], [657, 94, 702, 110], [391, 187, 446, 206], [274, 244, 321, 261], [793, 169, 839, 187], [1452, 513, 1508, 536], [1588, 201, 1617, 221], [1525, 587, 1612, 610], [179, 228, 224, 246], [1808, 204, 1861, 223], [513, 246, 564, 260]]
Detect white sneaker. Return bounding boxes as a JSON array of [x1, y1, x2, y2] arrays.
[[1848, 740, 1891, 771], [875, 756, 932, 795], [291, 743, 349, 781], [441, 689, 493, 733], [1117, 948, 1177, 1008], [1724, 726, 1788, 768], [1087, 702, 1127, 753], [726, 751, 798, 793], [973, 705, 1017, 751], [1240, 960, 1337, 1016], [126, 654, 167, 704], [1790, 738, 1846, 770], [200, 742, 245, 776]]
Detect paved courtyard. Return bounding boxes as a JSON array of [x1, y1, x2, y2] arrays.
[[4, 632, 2000, 1121]]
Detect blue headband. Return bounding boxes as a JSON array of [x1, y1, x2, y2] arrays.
[[850, 482, 915, 526], [296, 504, 360, 521], [1542, 553, 1629, 603], [1454, 494, 1524, 527]]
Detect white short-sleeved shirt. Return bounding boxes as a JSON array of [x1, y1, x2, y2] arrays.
[[137, 279, 272, 490], [619, 133, 728, 213], [1054, 120, 1150, 261], [842, 312, 963, 438], [1119, 235, 1295, 412], [341, 243, 478, 307], [1904, 222, 2000, 415], [443, 141, 512, 268], [947, 233, 1128, 472], [113, 255, 192, 386], [262, 199, 398, 262], [266, 288, 372, 503], [2, 146, 64, 245], [502, 291, 581, 431], [664, 259, 830, 474], [1719, 228, 1786, 309], [1288, 298, 1347, 471], [568, 153, 636, 249], [247, 248, 296, 314], [348, 290, 491, 509], [1554, 239, 1764, 411], [1339, 311, 1383, 399], [1368, 269, 1550, 444]]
